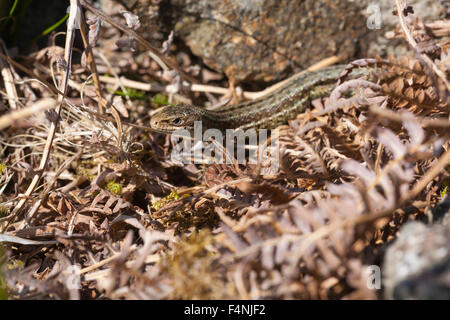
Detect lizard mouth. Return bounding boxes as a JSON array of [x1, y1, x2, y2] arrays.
[[149, 122, 179, 134]]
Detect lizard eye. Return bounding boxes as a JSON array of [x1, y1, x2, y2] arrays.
[[171, 117, 182, 125]]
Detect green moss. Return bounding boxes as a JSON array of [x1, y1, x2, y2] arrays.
[[440, 185, 448, 198], [75, 161, 96, 181], [151, 93, 170, 106], [0, 164, 5, 176], [151, 190, 190, 211], [152, 191, 221, 232], [441, 167, 450, 198], [162, 229, 233, 299], [112, 87, 148, 100], [6, 259, 23, 270], [105, 180, 122, 195], [0, 207, 8, 218], [0, 246, 8, 300]]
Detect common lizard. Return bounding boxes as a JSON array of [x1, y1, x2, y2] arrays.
[[149, 65, 375, 133]]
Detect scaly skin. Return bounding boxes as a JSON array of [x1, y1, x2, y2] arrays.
[[149, 65, 372, 133]]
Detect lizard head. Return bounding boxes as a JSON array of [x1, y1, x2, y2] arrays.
[[149, 104, 205, 134]]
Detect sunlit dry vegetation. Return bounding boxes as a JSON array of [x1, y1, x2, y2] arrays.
[[0, 0, 449, 299]]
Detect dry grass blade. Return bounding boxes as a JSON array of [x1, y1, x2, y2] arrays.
[[4, 0, 80, 231]]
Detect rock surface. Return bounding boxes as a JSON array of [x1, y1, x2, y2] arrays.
[[119, 0, 370, 81], [115, 0, 448, 82], [383, 218, 450, 299]]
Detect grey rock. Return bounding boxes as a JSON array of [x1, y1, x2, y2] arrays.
[[383, 220, 450, 299]]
